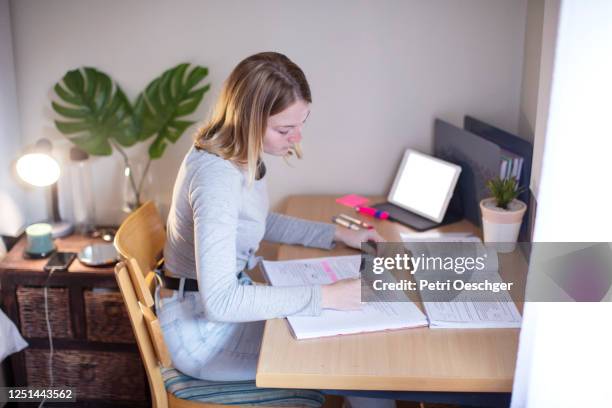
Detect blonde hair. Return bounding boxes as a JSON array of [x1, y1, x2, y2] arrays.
[[194, 52, 311, 184]]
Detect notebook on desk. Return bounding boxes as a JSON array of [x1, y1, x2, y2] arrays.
[[261, 255, 428, 340]]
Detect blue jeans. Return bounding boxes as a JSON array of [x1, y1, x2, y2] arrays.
[[156, 286, 398, 408], [156, 286, 265, 381]]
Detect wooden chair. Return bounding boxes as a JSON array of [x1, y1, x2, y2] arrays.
[[114, 201, 325, 408]]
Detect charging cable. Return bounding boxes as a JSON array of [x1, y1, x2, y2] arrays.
[[39, 268, 56, 408]]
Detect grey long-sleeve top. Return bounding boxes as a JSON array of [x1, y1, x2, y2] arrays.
[[163, 147, 336, 323]]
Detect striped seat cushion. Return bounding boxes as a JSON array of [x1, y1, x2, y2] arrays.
[[162, 367, 325, 407]]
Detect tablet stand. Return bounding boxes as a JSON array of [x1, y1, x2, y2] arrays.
[[371, 201, 463, 231]]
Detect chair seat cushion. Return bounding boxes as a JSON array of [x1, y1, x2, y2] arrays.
[[162, 367, 325, 407]]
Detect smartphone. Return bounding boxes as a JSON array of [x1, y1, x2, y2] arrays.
[[361, 240, 379, 256], [43, 251, 77, 272]]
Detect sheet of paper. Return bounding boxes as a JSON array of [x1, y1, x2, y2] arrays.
[[421, 267, 521, 328], [263, 256, 360, 285], [400, 232, 481, 243], [262, 255, 428, 339], [419, 269, 522, 329], [423, 299, 521, 329], [400, 232, 521, 328], [420, 284, 522, 328]]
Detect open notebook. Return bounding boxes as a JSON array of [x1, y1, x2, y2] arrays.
[[261, 255, 428, 340]]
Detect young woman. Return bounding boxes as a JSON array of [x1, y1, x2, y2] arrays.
[[157, 52, 389, 406]]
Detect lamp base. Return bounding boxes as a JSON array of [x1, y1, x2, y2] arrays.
[[23, 249, 56, 259], [51, 221, 74, 238]]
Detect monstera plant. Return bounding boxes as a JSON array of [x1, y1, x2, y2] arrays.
[[51, 63, 209, 210]]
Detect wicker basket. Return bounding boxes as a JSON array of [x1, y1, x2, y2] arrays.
[[84, 290, 135, 343], [25, 349, 146, 401], [17, 286, 73, 339]]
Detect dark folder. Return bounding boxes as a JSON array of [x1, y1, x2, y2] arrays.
[[433, 119, 501, 227], [464, 116, 533, 241], [463, 115, 533, 212]]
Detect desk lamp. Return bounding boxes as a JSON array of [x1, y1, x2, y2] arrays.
[[15, 139, 74, 238]]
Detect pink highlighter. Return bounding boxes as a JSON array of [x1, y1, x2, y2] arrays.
[[354, 206, 390, 220]]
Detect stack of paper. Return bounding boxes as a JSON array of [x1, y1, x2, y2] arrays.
[[422, 299, 522, 329], [262, 255, 428, 340], [401, 233, 522, 329]]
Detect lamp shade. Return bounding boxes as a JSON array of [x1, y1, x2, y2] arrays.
[[15, 152, 60, 187]]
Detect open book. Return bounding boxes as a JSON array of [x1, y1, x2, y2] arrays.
[[261, 255, 428, 340], [401, 232, 522, 329]]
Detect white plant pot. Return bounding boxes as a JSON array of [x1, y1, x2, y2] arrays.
[[480, 198, 527, 253]]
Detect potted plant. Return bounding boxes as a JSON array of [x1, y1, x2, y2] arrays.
[[480, 177, 527, 252], [51, 63, 210, 212]]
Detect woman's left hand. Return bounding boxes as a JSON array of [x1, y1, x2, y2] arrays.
[[334, 227, 386, 250]]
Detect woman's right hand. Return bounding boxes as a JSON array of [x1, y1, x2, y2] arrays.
[[321, 278, 362, 311]]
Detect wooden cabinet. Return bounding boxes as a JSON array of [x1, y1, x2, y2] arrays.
[[0, 235, 148, 407]]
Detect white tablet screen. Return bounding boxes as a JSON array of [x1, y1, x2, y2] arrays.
[[388, 150, 461, 222]]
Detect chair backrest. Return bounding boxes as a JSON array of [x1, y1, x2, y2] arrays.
[[114, 201, 171, 408], [115, 200, 166, 278]]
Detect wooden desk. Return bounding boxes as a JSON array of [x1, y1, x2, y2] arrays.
[[256, 195, 525, 393]]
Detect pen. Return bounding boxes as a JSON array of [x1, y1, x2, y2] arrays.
[[332, 216, 360, 231], [354, 206, 390, 220], [338, 213, 373, 229]]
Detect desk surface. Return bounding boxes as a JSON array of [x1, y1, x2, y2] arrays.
[[256, 195, 525, 393]]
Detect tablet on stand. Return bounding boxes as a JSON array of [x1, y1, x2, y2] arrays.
[[372, 149, 462, 231]]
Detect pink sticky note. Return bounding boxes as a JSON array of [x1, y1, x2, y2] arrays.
[[336, 194, 369, 208]]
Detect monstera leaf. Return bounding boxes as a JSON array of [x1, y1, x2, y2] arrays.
[[51, 63, 210, 209], [134, 63, 210, 159], [52, 67, 138, 156]]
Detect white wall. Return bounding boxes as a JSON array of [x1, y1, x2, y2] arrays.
[[0, 2, 18, 391], [511, 0, 560, 403], [528, 0, 560, 199], [518, 0, 545, 142], [0, 0, 25, 236], [9, 0, 527, 225], [512, 0, 612, 406]]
